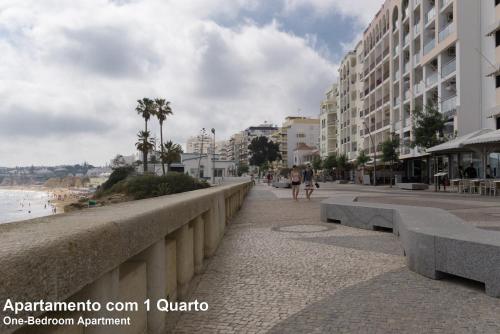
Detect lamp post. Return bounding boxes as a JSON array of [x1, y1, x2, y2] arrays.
[[211, 128, 216, 184], [197, 128, 206, 179], [363, 121, 377, 186]]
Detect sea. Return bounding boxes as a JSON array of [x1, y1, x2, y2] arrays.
[[0, 188, 55, 224]]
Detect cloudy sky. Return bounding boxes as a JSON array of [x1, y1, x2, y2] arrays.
[[0, 0, 383, 167]]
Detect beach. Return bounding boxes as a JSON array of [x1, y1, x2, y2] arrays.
[[0, 187, 86, 224]]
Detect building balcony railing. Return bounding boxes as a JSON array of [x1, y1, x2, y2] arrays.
[[441, 95, 457, 114], [403, 61, 410, 74], [423, 38, 435, 55], [370, 125, 376, 132], [394, 121, 401, 131], [441, 0, 452, 10], [426, 72, 438, 86], [383, 119, 390, 126], [394, 96, 401, 106], [425, 7, 436, 25], [383, 47, 390, 57], [376, 121, 382, 130], [413, 52, 421, 64], [439, 23, 455, 42], [376, 54, 382, 63], [394, 45, 400, 56], [441, 58, 456, 77], [413, 23, 421, 36], [403, 34, 410, 46], [376, 99, 383, 108], [404, 118, 411, 128], [394, 70, 400, 81], [413, 81, 423, 95], [404, 90, 411, 101], [383, 94, 390, 103]]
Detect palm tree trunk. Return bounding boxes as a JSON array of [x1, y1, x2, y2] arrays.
[[160, 121, 165, 176], [143, 120, 148, 173]]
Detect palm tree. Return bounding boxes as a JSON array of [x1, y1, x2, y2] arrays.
[[356, 150, 370, 184], [154, 98, 173, 176], [161, 140, 183, 172], [136, 98, 155, 171], [135, 131, 155, 173]]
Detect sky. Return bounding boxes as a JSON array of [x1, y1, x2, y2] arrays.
[[0, 0, 384, 167]]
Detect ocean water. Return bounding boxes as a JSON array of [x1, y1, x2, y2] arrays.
[[0, 189, 55, 224]]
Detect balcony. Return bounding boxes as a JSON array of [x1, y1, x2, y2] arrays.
[[394, 96, 401, 106], [426, 72, 438, 86], [423, 39, 435, 55], [383, 119, 390, 126], [403, 34, 410, 46], [439, 23, 455, 42], [404, 117, 411, 128], [394, 70, 400, 81], [441, 58, 456, 77], [413, 52, 421, 64], [394, 45, 400, 56], [413, 23, 421, 36], [404, 89, 411, 101], [414, 0, 421, 9], [425, 7, 436, 25], [413, 81, 423, 95], [394, 121, 401, 131], [376, 121, 382, 130], [403, 61, 411, 74], [383, 94, 390, 104], [383, 47, 390, 57], [441, 0, 452, 10], [441, 95, 457, 115]]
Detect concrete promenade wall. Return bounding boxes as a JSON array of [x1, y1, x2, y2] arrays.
[[321, 196, 500, 298], [0, 182, 252, 334]]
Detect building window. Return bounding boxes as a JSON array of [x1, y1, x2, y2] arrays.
[[496, 31, 500, 47], [496, 75, 500, 88]]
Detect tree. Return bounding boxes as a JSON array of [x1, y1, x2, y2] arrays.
[[356, 150, 370, 168], [336, 153, 349, 180], [237, 164, 249, 176], [322, 154, 337, 170], [111, 154, 127, 168], [154, 99, 173, 176], [136, 98, 156, 171], [248, 136, 281, 168], [312, 156, 323, 172], [135, 130, 155, 173], [412, 104, 446, 149], [381, 134, 400, 187], [161, 140, 183, 172]]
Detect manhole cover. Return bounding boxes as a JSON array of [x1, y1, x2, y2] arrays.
[[272, 224, 335, 233]]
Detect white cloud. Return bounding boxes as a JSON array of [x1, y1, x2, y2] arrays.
[[0, 0, 376, 166]]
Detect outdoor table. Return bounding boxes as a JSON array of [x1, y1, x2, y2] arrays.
[[450, 179, 461, 193]]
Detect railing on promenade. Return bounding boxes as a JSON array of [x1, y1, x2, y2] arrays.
[[0, 181, 253, 334]]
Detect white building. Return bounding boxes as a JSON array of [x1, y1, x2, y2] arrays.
[[276, 117, 320, 168], [181, 153, 236, 180], [319, 84, 339, 157]]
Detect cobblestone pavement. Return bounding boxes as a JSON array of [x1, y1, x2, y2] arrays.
[[172, 184, 500, 334]]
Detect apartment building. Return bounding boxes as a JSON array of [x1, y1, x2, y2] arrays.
[[275, 117, 320, 168], [337, 0, 498, 181], [186, 134, 213, 154], [319, 84, 339, 157]]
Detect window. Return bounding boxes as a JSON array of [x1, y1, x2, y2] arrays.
[[496, 75, 500, 88], [496, 31, 500, 47]]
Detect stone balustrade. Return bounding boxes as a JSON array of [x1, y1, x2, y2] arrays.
[[0, 181, 252, 334]]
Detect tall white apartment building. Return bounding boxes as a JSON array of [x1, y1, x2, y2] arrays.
[[319, 84, 339, 157], [275, 117, 320, 168], [341, 0, 499, 181]]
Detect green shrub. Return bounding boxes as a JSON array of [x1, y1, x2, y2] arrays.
[[107, 172, 210, 200], [101, 166, 135, 191]]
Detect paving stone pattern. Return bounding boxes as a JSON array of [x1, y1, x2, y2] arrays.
[[172, 184, 500, 334]]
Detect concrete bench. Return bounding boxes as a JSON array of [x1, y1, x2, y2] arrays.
[[320, 196, 500, 298], [397, 183, 429, 190], [273, 182, 291, 188]]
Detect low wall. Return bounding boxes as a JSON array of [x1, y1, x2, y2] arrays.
[[321, 196, 500, 298], [0, 182, 252, 334]]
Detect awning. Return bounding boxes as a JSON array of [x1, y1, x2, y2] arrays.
[[426, 129, 493, 154], [462, 129, 500, 146], [486, 20, 500, 36]]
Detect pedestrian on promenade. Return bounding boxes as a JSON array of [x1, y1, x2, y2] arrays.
[[290, 165, 301, 201], [250, 173, 256, 185], [267, 172, 273, 186], [303, 164, 315, 200]]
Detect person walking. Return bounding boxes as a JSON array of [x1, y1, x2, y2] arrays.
[[290, 165, 301, 201], [303, 164, 315, 200]]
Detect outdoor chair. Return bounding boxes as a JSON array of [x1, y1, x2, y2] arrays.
[[459, 179, 470, 194], [480, 180, 491, 196], [490, 181, 498, 197]]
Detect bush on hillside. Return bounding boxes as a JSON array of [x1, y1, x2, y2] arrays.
[[100, 166, 136, 191], [105, 172, 210, 200]]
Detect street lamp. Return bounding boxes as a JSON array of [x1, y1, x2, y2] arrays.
[[197, 128, 206, 179], [211, 128, 216, 184], [363, 121, 377, 186]]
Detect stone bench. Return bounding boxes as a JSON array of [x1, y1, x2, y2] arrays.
[[273, 182, 290, 188], [320, 196, 500, 298], [396, 183, 429, 190]]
